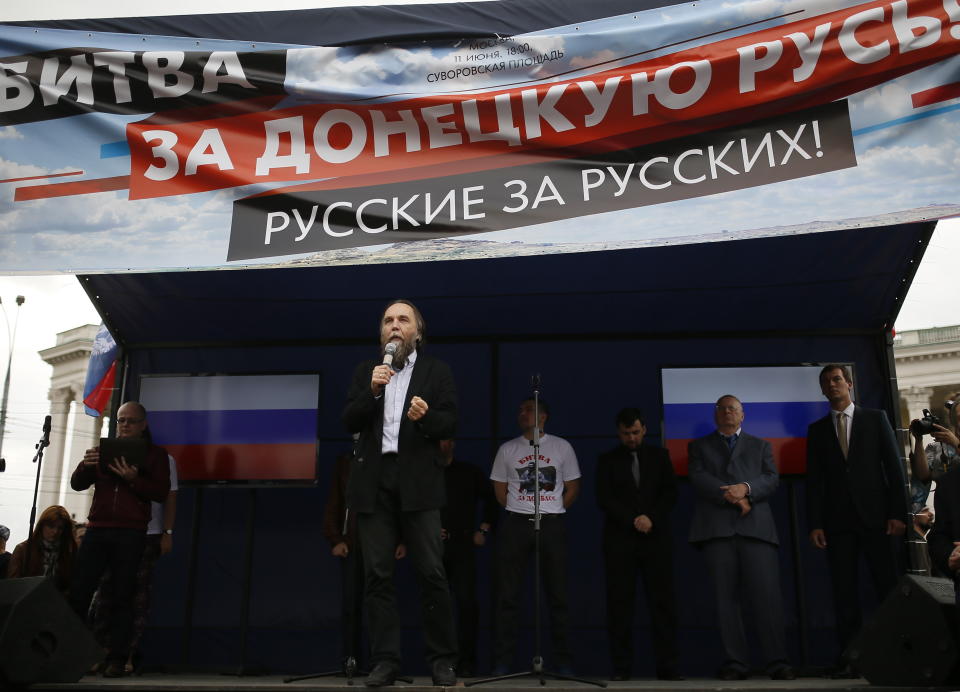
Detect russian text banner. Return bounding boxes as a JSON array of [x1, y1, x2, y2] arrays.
[[1, 0, 958, 272]]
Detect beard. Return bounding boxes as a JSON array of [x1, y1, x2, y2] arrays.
[[382, 336, 417, 368]]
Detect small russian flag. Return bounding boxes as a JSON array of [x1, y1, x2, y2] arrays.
[[82, 323, 118, 417]]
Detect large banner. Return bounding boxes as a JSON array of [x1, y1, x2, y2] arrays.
[[1, 0, 959, 272]]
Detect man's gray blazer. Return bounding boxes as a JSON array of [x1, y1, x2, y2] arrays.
[[687, 430, 780, 545]]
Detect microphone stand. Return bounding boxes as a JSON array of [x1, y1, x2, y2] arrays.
[[286, 444, 413, 687], [284, 506, 386, 686], [25, 416, 52, 573], [468, 378, 604, 689]]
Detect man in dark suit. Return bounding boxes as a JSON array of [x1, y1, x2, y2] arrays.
[[596, 407, 682, 681], [343, 299, 458, 687], [928, 467, 960, 596], [806, 364, 906, 675], [688, 395, 794, 681], [439, 439, 497, 677]]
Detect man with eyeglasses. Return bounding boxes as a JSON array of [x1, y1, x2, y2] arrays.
[[69, 401, 171, 678], [687, 395, 794, 681]]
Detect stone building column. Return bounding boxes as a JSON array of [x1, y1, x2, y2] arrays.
[[38, 324, 101, 523], [37, 386, 73, 513], [61, 384, 99, 522]]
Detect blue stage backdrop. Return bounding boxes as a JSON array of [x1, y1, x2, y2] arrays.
[[77, 221, 931, 676]]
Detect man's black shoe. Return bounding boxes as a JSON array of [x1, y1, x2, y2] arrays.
[[657, 669, 685, 681], [365, 662, 399, 687], [102, 663, 127, 678], [770, 665, 796, 680], [718, 666, 748, 681], [432, 661, 457, 686], [610, 671, 629, 681]]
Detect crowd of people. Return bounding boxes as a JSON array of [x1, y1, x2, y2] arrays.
[[4, 296, 959, 685]]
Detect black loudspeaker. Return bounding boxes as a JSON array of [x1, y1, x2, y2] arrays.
[[847, 575, 960, 686], [0, 576, 102, 685]]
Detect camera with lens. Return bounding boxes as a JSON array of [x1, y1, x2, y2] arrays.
[[911, 408, 942, 436]]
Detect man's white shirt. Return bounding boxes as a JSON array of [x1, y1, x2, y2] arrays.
[[490, 433, 580, 514], [382, 349, 417, 454]]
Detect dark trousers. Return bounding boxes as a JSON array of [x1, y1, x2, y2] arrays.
[[357, 458, 456, 667], [701, 535, 788, 671], [493, 512, 570, 668], [70, 527, 145, 664], [825, 528, 899, 654], [603, 533, 678, 676], [90, 533, 162, 658], [340, 548, 365, 664], [443, 537, 479, 670]]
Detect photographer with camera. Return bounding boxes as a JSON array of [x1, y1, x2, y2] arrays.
[[908, 395, 960, 521]]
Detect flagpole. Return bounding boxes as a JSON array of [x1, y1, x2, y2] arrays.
[[0, 294, 25, 463]]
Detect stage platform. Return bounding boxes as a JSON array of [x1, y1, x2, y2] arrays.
[[26, 674, 951, 692]]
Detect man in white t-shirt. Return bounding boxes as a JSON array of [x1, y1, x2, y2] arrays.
[[489, 397, 581, 675]]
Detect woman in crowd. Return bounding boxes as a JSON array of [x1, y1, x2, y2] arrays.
[[0, 524, 10, 577], [8, 505, 77, 593]]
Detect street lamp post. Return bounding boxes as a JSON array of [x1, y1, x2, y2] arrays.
[[0, 294, 26, 464]]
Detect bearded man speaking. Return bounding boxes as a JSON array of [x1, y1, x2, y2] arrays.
[[342, 299, 459, 687]]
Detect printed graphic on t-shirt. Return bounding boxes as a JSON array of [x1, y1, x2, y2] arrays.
[[518, 463, 557, 493]]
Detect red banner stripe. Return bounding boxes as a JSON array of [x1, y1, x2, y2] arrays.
[[15, 176, 131, 201], [0, 170, 83, 185], [912, 81, 960, 108]]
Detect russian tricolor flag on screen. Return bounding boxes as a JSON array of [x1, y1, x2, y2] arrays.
[[662, 366, 835, 476], [140, 374, 320, 482]]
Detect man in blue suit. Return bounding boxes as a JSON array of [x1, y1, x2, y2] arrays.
[[688, 394, 794, 681]]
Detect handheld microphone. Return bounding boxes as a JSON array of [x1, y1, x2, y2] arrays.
[[41, 415, 51, 447], [382, 342, 398, 370]]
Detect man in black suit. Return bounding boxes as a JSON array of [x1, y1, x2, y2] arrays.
[[343, 299, 458, 687], [929, 468, 960, 597], [806, 364, 906, 675], [439, 439, 497, 677], [596, 408, 682, 681]]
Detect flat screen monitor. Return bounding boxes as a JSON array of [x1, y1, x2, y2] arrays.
[[139, 373, 321, 485], [660, 365, 850, 476]]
